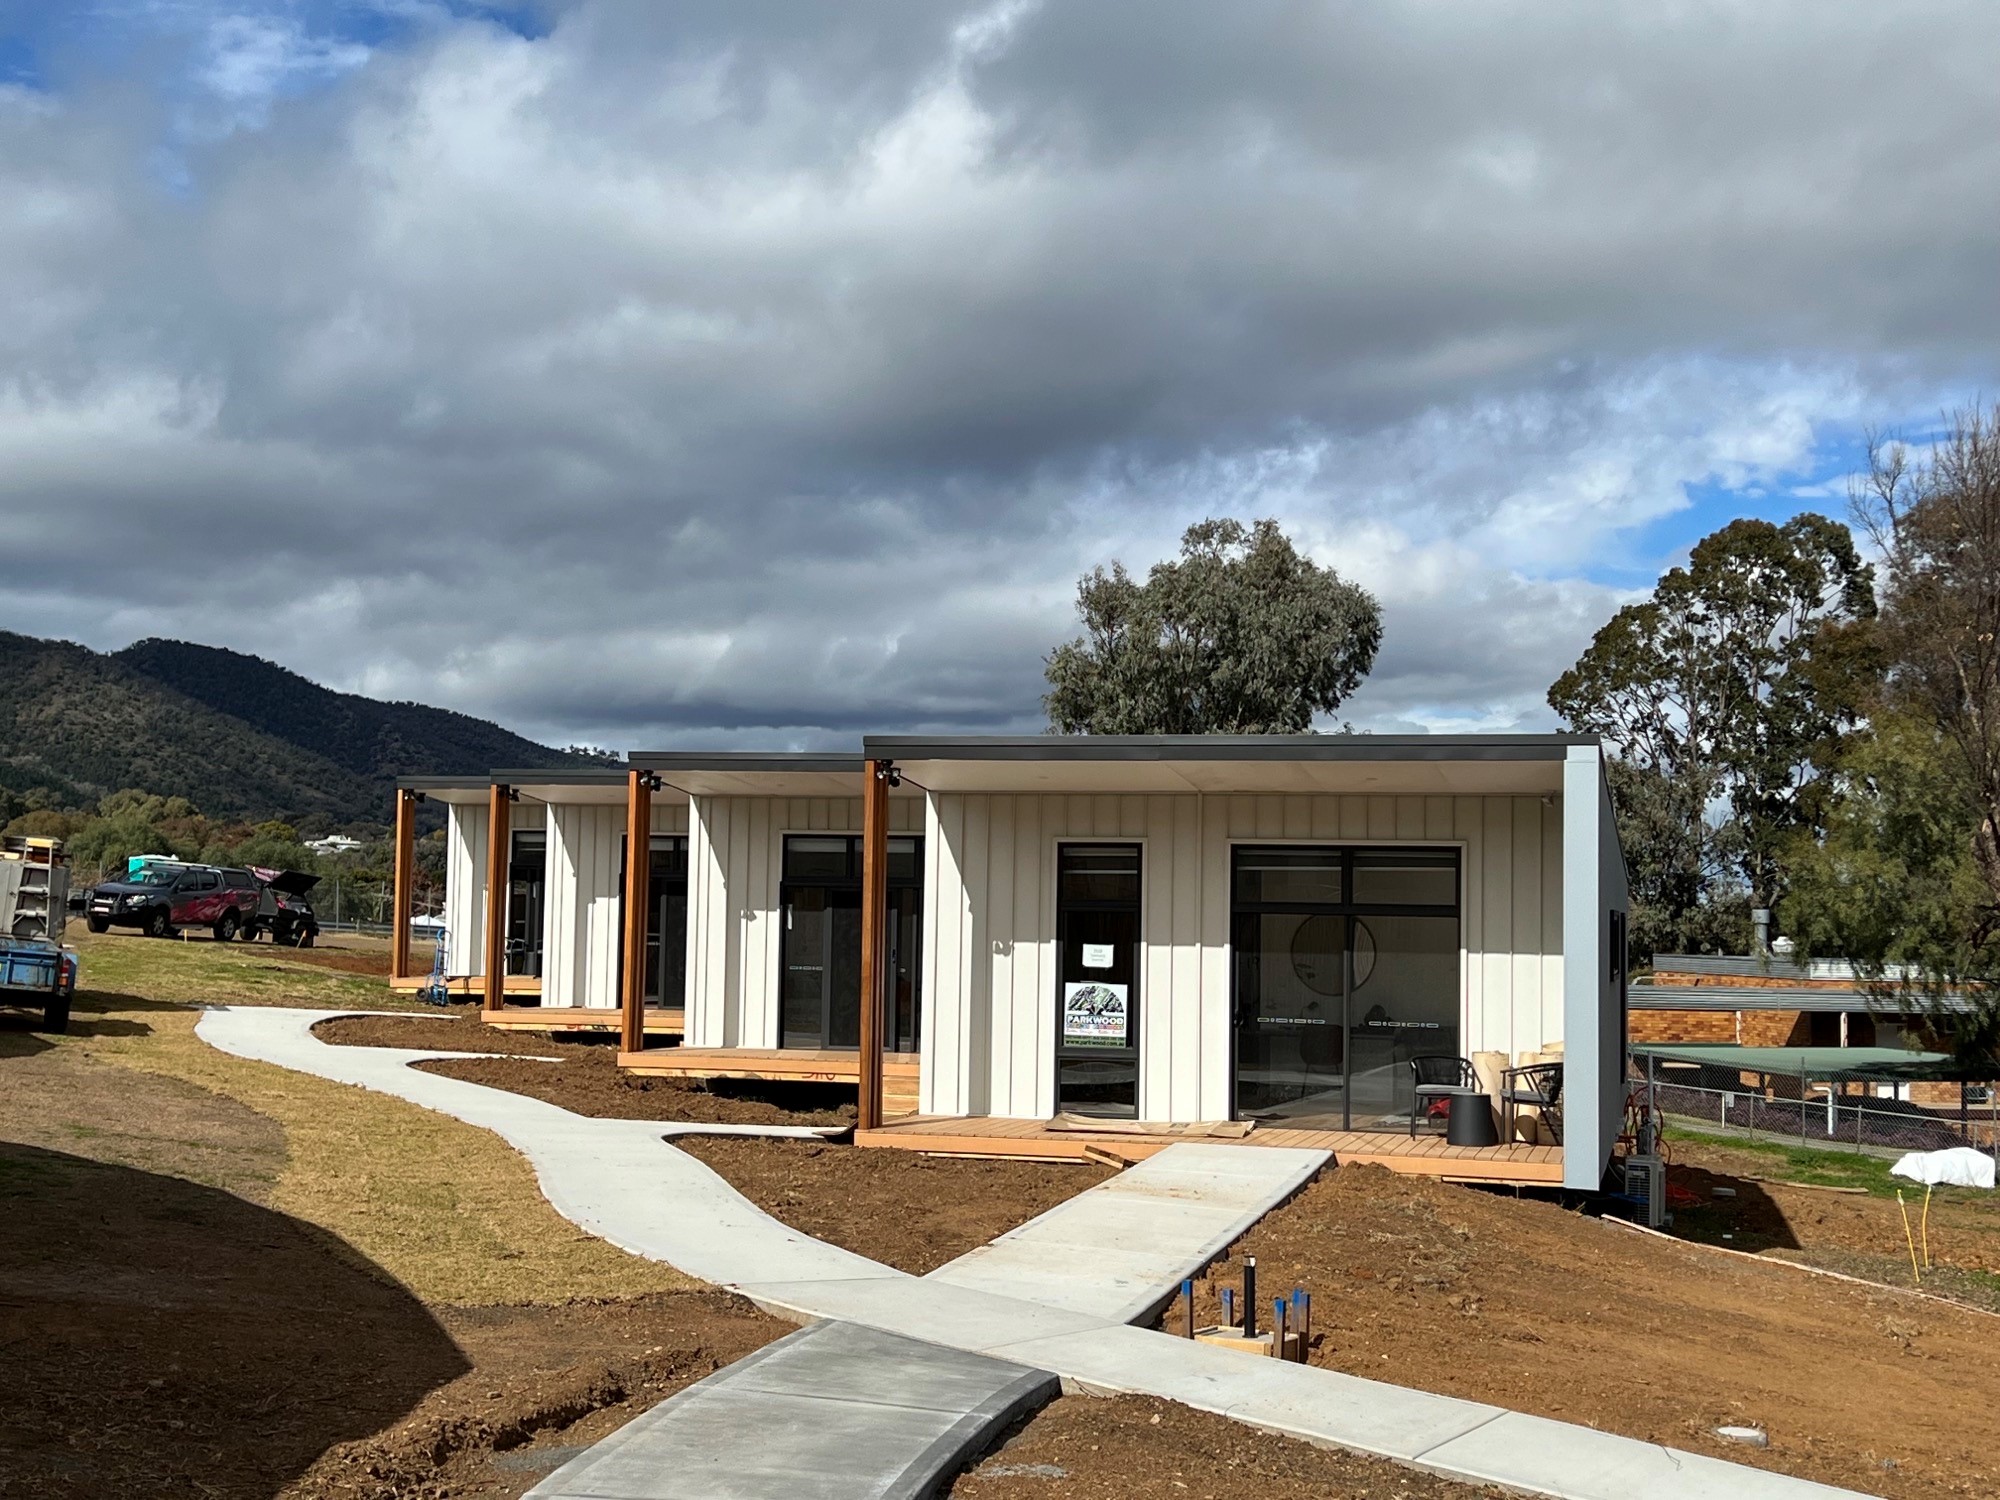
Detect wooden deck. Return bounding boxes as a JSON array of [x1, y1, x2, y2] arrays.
[[618, 1047, 921, 1115], [853, 1115, 1564, 1184], [482, 1005, 685, 1036]]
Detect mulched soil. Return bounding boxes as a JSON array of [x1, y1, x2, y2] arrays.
[[952, 1394, 1504, 1499], [313, 1013, 855, 1126], [674, 1136, 1113, 1274], [1184, 1164, 1999, 1500], [285, 1291, 784, 1500]]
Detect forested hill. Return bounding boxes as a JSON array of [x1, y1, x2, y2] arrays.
[[0, 631, 591, 825]]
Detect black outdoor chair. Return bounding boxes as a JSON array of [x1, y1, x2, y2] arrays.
[[1501, 1062, 1564, 1145], [1409, 1054, 1480, 1138]]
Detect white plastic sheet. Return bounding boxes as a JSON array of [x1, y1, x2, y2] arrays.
[[1889, 1146, 1997, 1189]]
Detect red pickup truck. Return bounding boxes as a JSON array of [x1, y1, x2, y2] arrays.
[[84, 864, 264, 940]]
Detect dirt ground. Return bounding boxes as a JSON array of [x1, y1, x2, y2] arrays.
[[315, 1013, 857, 1126], [1187, 1164, 1999, 1500], [0, 1039, 784, 1500], [285, 1292, 783, 1500], [675, 1136, 1112, 1273], [1664, 1136, 2000, 1310], [952, 1394, 1504, 1500]]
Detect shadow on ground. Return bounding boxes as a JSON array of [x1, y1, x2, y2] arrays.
[[1666, 1164, 1805, 1252], [0, 1141, 470, 1500]]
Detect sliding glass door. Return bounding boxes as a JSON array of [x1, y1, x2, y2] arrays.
[[779, 835, 923, 1052], [644, 835, 688, 1007], [505, 830, 546, 978], [1232, 846, 1460, 1130]]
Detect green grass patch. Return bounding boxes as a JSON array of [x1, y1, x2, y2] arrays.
[[1663, 1123, 1996, 1204]]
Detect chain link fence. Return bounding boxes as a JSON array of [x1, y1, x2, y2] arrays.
[[1637, 1053, 2000, 1158]]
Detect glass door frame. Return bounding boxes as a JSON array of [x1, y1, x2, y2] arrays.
[[778, 834, 924, 1052], [506, 829, 547, 978], [1053, 840, 1144, 1120], [1228, 842, 1463, 1130]]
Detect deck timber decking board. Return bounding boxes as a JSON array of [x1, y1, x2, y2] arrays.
[[854, 1115, 1563, 1185], [482, 1006, 685, 1034]]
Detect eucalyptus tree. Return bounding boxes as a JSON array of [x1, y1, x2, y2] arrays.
[[1044, 518, 1381, 735], [1548, 514, 1876, 955]]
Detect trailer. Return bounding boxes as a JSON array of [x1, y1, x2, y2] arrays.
[[0, 835, 77, 1032], [0, 936, 77, 1033]]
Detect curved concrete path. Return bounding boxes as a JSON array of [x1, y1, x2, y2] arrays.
[[198, 1007, 1876, 1500]]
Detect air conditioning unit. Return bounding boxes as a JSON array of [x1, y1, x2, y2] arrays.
[[1623, 1154, 1666, 1229]]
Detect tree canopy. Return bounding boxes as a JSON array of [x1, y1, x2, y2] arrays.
[[1045, 518, 1381, 735], [1549, 513, 1876, 955]]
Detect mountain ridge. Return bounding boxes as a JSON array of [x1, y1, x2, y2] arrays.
[[0, 631, 591, 825]]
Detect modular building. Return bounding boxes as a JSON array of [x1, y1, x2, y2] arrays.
[[390, 735, 1629, 1190]]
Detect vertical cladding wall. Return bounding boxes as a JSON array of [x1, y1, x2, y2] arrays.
[[540, 800, 692, 1008], [921, 791, 1565, 1123], [442, 800, 543, 979], [686, 795, 921, 1049], [444, 802, 486, 978], [1561, 745, 1631, 1191]]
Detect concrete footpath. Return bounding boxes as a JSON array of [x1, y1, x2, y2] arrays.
[[199, 1007, 1878, 1500], [526, 1321, 1054, 1500], [927, 1140, 1326, 1322]]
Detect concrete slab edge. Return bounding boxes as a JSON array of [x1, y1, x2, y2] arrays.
[[880, 1363, 1060, 1500]]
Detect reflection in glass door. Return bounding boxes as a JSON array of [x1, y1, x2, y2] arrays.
[[644, 836, 688, 1007], [506, 830, 546, 978], [1232, 846, 1460, 1130], [779, 835, 923, 1051]]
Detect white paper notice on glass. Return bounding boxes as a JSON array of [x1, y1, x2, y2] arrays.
[[1081, 942, 1115, 969]]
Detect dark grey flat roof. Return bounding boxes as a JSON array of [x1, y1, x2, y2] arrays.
[[394, 768, 632, 789], [628, 751, 864, 772], [863, 733, 1595, 763], [489, 767, 631, 783]]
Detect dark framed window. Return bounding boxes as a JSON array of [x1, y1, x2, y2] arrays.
[[779, 834, 924, 1052], [1056, 843, 1142, 1119]]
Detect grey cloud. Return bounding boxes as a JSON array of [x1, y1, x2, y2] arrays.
[[0, 1, 1996, 752]]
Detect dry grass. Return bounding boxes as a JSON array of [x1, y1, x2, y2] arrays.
[[20, 930, 693, 1305]]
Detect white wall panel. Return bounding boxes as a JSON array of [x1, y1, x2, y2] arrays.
[[687, 794, 919, 1052], [922, 791, 1564, 1123], [543, 804, 622, 1008], [445, 802, 486, 978]]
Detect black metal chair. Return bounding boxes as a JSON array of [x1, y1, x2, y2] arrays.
[[1501, 1062, 1564, 1144], [1409, 1054, 1479, 1137]]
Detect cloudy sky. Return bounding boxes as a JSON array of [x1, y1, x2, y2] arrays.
[[2, 2, 1996, 750]]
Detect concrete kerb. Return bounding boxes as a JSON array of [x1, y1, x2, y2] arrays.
[[197, 1006, 1880, 1500]]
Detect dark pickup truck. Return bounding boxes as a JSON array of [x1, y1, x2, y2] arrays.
[[84, 864, 263, 941]]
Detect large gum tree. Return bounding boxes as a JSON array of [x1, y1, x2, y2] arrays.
[[1044, 518, 1382, 735], [1549, 514, 1877, 958]]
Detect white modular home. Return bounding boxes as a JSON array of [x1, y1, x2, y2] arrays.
[[391, 735, 1629, 1190]]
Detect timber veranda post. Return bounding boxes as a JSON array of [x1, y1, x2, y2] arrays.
[[620, 769, 655, 1056], [390, 788, 417, 982], [857, 759, 892, 1132], [483, 782, 511, 1015]]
